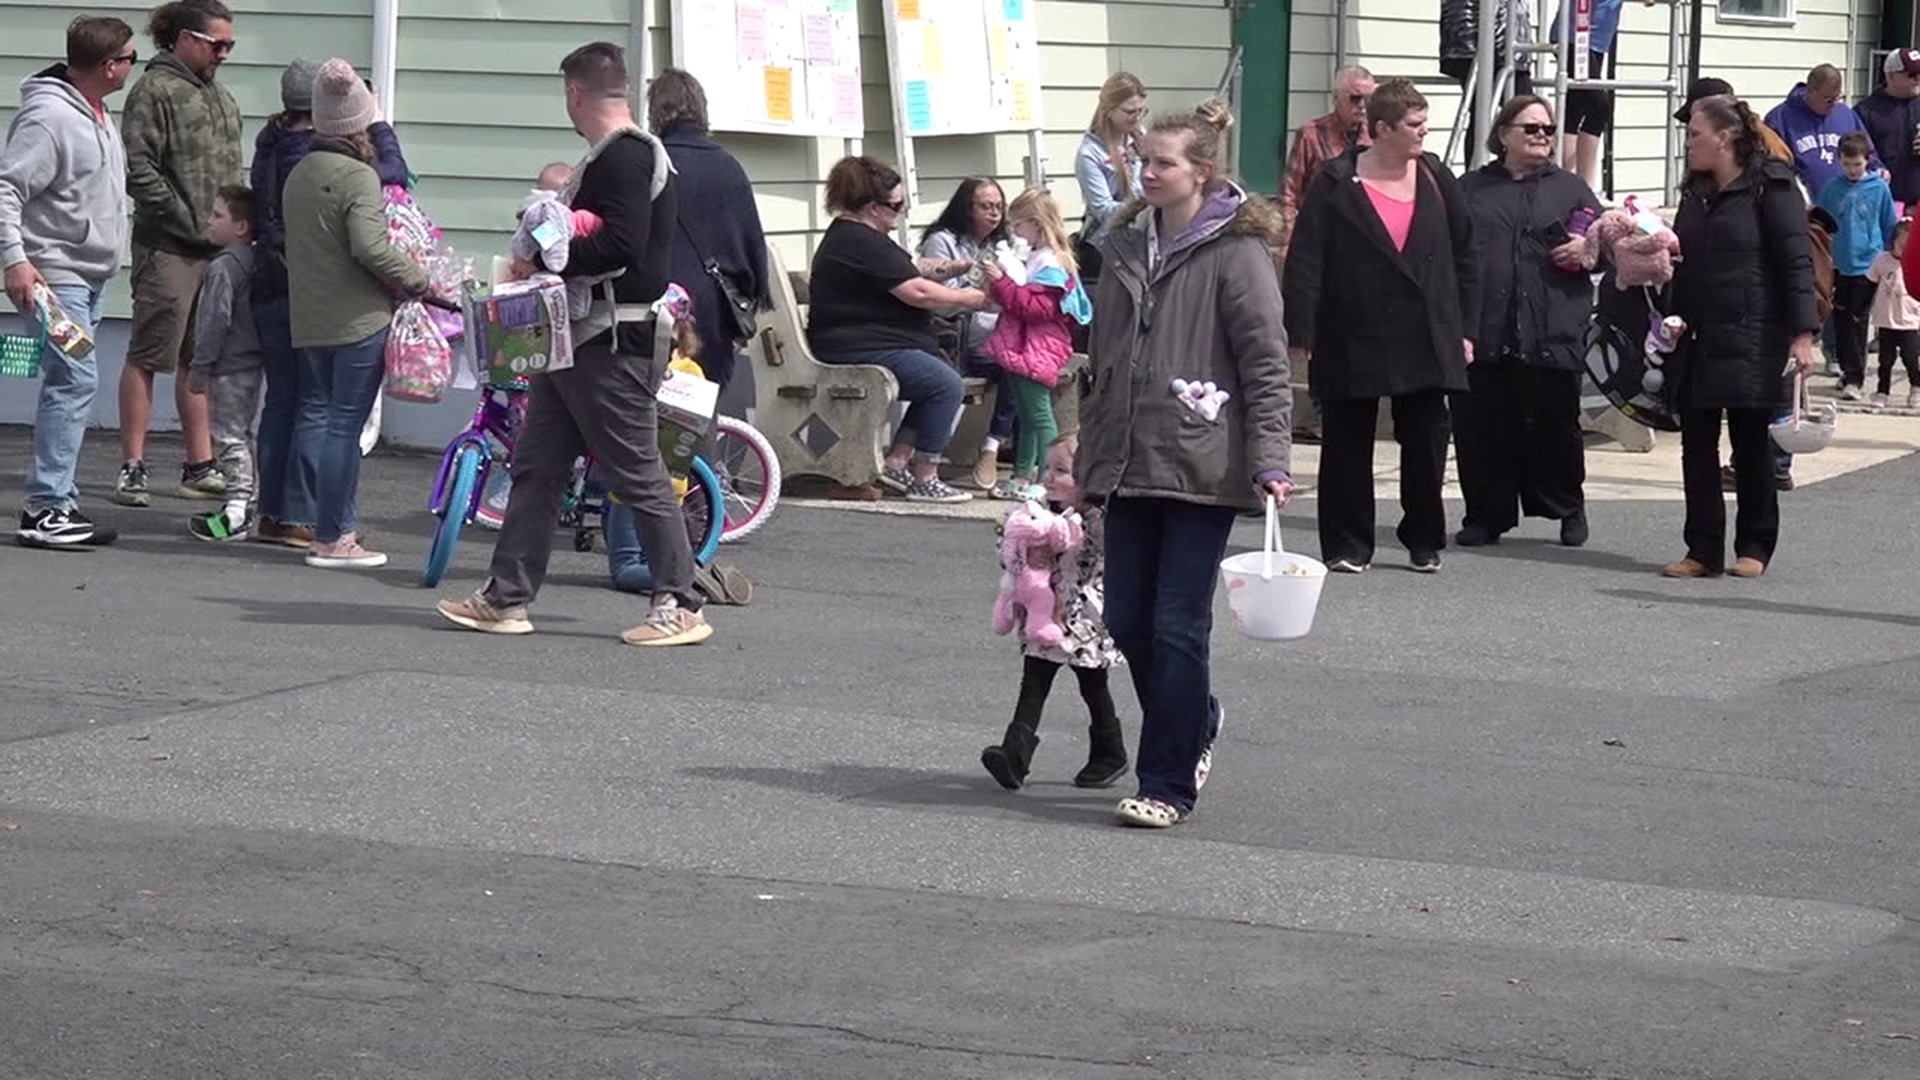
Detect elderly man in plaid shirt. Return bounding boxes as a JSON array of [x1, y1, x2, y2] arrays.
[[1278, 65, 1375, 261]]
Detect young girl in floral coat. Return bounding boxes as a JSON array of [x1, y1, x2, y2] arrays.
[[982, 435, 1129, 791]]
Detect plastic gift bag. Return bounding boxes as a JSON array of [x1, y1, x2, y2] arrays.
[[384, 300, 453, 403]]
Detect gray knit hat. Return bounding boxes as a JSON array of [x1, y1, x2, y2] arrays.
[[312, 58, 377, 136], [280, 58, 320, 112]]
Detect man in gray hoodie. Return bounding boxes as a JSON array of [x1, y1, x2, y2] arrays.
[[1, 15, 137, 548]]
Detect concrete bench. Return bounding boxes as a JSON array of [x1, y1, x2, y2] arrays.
[[750, 241, 990, 488]]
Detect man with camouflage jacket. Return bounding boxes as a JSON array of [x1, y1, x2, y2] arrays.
[[114, 0, 243, 508]]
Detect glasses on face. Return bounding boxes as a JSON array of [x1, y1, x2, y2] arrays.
[[1345, 93, 1367, 105], [878, 199, 905, 214], [184, 28, 235, 55], [1509, 122, 1557, 138], [107, 50, 138, 68], [1120, 105, 1148, 119], [973, 200, 1004, 214]]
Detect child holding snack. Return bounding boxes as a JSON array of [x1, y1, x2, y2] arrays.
[[982, 434, 1128, 791], [979, 188, 1092, 501], [187, 185, 265, 541]]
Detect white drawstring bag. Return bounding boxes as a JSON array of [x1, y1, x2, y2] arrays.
[[1769, 373, 1836, 455]]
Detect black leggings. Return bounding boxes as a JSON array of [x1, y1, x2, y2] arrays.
[[1877, 328, 1920, 394], [996, 655, 1124, 776], [1440, 57, 1535, 169]]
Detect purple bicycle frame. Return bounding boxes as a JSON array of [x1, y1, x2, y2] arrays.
[[426, 385, 521, 518]]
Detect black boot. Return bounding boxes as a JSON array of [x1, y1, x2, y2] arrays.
[[1071, 667, 1129, 788], [982, 722, 1040, 790], [984, 657, 1058, 790]]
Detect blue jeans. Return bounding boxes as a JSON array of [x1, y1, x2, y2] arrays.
[[295, 328, 388, 544], [824, 347, 963, 459], [21, 282, 105, 513], [256, 295, 317, 526], [1101, 496, 1239, 812], [963, 348, 1016, 443], [604, 502, 654, 593]]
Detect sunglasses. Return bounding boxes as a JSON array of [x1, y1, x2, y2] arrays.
[[1509, 122, 1557, 138], [878, 199, 906, 213], [184, 28, 236, 55], [1345, 93, 1367, 105], [107, 49, 138, 68]]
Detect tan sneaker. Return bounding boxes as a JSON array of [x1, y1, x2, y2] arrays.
[[436, 589, 534, 635], [621, 597, 713, 647], [1660, 557, 1717, 579], [1729, 556, 1767, 579], [305, 537, 387, 569], [969, 452, 998, 491]]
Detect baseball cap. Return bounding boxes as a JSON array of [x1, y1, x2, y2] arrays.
[[1674, 77, 1734, 123], [1884, 48, 1920, 77]]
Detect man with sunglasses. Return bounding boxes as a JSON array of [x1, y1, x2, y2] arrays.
[[115, 0, 243, 510], [1278, 65, 1374, 262], [2, 16, 138, 548]]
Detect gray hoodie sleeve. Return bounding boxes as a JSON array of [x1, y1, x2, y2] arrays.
[[190, 255, 237, 387], [0, 120, 60, 270], [1217, 237, 1293, 482]]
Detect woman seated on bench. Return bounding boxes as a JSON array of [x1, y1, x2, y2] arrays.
[[808, 155, 990, 504]]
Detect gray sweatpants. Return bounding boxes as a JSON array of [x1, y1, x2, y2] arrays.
[[481, 336, 699, 611], [207, 367, 264, 505]]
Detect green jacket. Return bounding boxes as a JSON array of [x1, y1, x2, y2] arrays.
[[120, 51, 242, 258], [284, 142, 427, 348]]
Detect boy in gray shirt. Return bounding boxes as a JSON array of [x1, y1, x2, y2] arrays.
[[187, 184, 264, 541]]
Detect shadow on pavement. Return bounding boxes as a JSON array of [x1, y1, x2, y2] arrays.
[[1601, 588, 1920, 628], [683, 763, 1121, 827]]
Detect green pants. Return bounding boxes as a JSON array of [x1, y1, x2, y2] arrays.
[[1009, 375, 1058, 479]]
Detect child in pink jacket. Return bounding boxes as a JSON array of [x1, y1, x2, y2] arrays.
[[980, 187, 1093, 501]]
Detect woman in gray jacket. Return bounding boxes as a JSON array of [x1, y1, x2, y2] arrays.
[[1077, 99, 1294, 829]]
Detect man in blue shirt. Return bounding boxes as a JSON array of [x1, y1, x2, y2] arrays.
[[1765, 64, 1883, 199]]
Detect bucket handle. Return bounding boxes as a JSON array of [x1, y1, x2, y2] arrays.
[[1262, 493, 1282, 580]]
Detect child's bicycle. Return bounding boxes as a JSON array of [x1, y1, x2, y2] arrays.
[[708, 414, 780, 543], [419, 380, 725, 587]]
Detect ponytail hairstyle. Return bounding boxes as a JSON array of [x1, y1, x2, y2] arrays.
[[1006, 186, 1078, 276], [1689, 93, 1762, 170], [1145, 97, 1237, 193], [147, 0, 231, 51], [1088, 71, 1147, 198]]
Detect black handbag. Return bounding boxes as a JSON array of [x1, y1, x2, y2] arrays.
[[677, 217, 758, 344]]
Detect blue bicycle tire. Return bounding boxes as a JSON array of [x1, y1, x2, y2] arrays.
[[686, 455, 725, 566], [422, 444, 484, 587]]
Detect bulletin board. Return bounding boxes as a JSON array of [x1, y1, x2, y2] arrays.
[[670, 0, 866, 138], [881, 0, 1044, 138]]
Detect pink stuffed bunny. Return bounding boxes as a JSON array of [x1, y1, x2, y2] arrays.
[[1582, 206, 1681, 289], [992, 501, 1084, 648]]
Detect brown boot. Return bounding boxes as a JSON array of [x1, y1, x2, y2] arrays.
[[1729, 556, 1767, 578], [1660, 557, 1719, 578]]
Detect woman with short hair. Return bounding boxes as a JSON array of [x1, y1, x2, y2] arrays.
[[807, 155, 988, 503]]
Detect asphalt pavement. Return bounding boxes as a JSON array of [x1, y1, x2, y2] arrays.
[[2, 426, 1918, 1080]]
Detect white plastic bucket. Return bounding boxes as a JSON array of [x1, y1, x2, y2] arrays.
[[1220, 495, 1327, 641]]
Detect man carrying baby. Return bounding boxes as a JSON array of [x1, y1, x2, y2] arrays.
[[436, 42, 711, 647]]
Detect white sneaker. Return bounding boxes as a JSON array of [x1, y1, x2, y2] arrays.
[[1841, 384, 1865, 402], [1195, 705, 1224, 792]]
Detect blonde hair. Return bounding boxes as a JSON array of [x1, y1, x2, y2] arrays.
[[1145, 97, 1236, 191], [1088, 71, 1147, 198], [1007, 187, 1078, 277]]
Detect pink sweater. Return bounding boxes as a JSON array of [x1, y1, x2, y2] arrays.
[[985, 256, 1081, 388]]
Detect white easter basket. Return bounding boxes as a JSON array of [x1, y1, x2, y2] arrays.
[[1219, 495, 1327, 640]]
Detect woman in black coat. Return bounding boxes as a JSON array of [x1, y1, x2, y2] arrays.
[[646, 69, 771, 402], [1456, 95, 1600, 549], [1665, 94, 1818, 579], [1284, 78, 1479, 575]]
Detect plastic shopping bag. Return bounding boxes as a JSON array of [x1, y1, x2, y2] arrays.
[[384, 300, 453, 403]]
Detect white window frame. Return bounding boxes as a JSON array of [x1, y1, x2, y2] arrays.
[[1715, 0, 1797, 27]]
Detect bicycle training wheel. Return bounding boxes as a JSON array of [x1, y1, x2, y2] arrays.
[[711, 415, 780, 543], [422, 444, 484, 587]]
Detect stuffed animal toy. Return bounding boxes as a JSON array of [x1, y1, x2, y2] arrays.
[[1640, 314, 1687, 394], [1582, 203, 1681, 288], [1171, 377, 1232, 421], [992, 500, 1084, 648]]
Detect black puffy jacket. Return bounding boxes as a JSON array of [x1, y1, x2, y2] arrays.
[[1441, 0, 1527, 63], [1670, 156, 1818, 410], [1460, 161, 1600, 371]]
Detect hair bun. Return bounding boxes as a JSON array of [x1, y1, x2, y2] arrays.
[[317, 58, 359, 94], [1195, 97, 1235, 134]]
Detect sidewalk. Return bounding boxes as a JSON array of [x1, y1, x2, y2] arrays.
[[785, 411, 1920, 522]]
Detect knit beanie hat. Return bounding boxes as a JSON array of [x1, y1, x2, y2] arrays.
[[312, 59, 376, 136], [280, 58, 320, 112]]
